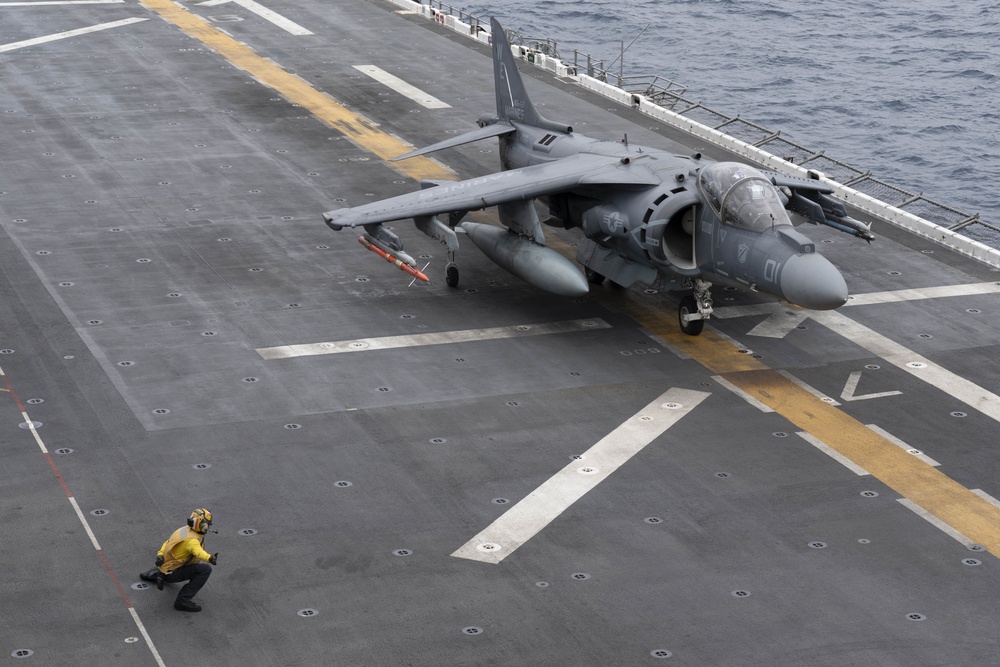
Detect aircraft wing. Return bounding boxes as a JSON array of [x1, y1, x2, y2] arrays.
[[323, 153, 659, 230], [389, 123, 515, 162]]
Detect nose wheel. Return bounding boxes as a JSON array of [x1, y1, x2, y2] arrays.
[[678, 296, 704, 335], [678, 279, 713, 336]]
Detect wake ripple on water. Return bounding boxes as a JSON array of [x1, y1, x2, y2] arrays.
[[958, 69, 997, 80], [456, 0, 999, 221], [883, 100, 912, 112]]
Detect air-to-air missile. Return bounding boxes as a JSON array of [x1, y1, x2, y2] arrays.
[[357, 234, 429, 283]]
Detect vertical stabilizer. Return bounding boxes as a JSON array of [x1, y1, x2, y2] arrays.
[[491, 17, 572, 133], [491, 17, 542, 126]]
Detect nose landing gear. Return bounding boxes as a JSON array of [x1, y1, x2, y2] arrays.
[[679, 279, 713, 336]]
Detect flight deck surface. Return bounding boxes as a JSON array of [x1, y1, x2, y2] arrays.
[[2, 1, 999, 665]]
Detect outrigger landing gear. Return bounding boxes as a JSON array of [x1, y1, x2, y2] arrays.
[[678, 278, 713, 336], [411, 213, 462, 288], [445, 251, 459, 288]]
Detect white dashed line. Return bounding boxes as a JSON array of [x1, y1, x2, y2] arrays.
[[353, 65, 451, 109], [0, 364, 165, 667], [257, 318, 611, 359]]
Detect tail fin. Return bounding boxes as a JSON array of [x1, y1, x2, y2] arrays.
[[491, 17, 572, 133]]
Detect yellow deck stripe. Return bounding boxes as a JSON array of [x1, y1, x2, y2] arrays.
[[732, 370, 1000, 549], [621, 294, 1000, 554], [137, 0, 454, 183], [622, 297, 768, 373], [137, 1, 1000, 552]]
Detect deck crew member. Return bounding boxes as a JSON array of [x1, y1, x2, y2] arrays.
[[140, 508, 219, 612]]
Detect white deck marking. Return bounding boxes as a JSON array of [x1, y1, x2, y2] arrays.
[[641, 328, 690, 360], [2, 363, 166, 666], [897, 498, 977, 547], [840, 370, 902, 402], [810, 309, 1000, 424], [452, 388, 710, 564], [711, 303, 785, 319], [712, 375, 773, 412], [21, 411, 48, 453], [0, 17, 146, 53], [709, 327, 752, 351], [129, 608, 167, 667], [715, 281, 1000, 337], [747, 309, 809, 338], [353, 65, 451, 109], [778, 370, 841, 406], [68, 496, 103, 551], [796, 431, 870, 476], [866, 424, 940, 467], [710, 280, 1000, 422], [196, 0, 313, 35], [257, 318, 611, 359], [971, 489, 1000, 509], [846, 281, 1000, 306]]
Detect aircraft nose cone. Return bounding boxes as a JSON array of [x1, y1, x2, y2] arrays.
[[779, 252, 848, 310]]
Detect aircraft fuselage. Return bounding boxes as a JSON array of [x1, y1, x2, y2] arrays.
[[498, 123, 848, 311]]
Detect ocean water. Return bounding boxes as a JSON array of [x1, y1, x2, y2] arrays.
[[455, 0, 1000, 227]]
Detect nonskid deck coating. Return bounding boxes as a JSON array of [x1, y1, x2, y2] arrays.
[[2, 1, 999, 665]]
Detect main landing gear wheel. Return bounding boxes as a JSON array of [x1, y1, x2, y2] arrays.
[[678, 295, 705, 336], [445, 262, 459, 288], [584, 267, 605, 285]]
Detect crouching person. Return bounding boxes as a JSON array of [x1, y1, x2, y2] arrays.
[[140, 508, 219, 612]]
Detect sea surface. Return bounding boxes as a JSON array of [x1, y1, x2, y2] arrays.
[[454, 0, 999, 232]]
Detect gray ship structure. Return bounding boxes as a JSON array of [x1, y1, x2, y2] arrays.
[[2, 1, 999, 665]]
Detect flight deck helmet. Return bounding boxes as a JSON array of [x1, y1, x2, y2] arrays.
[[187, 508, 213, 534]]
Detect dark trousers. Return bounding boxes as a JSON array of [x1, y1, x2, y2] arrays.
[[163, 563, 212, 603]]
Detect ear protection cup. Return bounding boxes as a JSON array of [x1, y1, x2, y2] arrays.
[[188, 508, 213, 534]]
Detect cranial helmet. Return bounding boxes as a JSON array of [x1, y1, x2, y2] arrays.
[[187, 508, 213, 534]]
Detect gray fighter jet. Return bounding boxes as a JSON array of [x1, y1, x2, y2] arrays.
[[323, 17, 874, 335]]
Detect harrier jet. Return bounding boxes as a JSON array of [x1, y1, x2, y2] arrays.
[[323, 17, 872, 334]]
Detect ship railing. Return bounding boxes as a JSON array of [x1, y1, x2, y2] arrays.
[[615, 75, 688, 110], [575, 55, 608, 81], [506, 33, 561, 59], [422, 0, 482, 29], [393, 0, 998, 258]]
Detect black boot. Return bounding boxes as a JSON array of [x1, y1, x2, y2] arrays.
[[140, 568, 165, 590], [174, 600, 202, 612], [139, 568, 164, 590]]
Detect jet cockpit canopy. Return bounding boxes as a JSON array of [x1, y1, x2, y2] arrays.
[[699, 162, 791, 232]]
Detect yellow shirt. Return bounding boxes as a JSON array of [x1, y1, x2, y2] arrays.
[[157, 526, 212, 573]]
